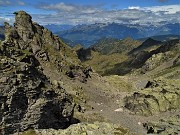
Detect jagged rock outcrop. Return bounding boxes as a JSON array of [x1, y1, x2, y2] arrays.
[[143, 115, 180, 134], [14, 11, 34, 42], [142, 52, 171, 71], [141, 39, 180, 73], [4, 11, 92, 80], [3, 11, 84, 72], [0, 11, 77, 134], [124, 78, 180, 116], [0, 48, 74, 134]]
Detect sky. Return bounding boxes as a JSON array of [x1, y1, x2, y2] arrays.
[[0, 0, 180, 26]]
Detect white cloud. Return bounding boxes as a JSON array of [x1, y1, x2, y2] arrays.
[[40, 2, 100, 14], [0, 0, 11, 5], [143, 5, 180, 14], [128, 6, 140, 10], [0, 16, 14, 24], [17, 1, 25, 6], [39, 2, 101, 15], [41, 2, 75, 12], [1, 3, 180, 26], [36, 3, 180, 25]]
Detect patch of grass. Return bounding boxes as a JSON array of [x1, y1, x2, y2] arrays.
[[93, 37, 141, 55], [151, 64, 180, 79], [21, 129, 37, 135], [84, 51, 128, 75], [71, 86, 88, 104], [103, 75, 135, 92]]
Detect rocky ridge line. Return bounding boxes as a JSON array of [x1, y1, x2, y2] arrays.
[[0, 11, 78, 135]]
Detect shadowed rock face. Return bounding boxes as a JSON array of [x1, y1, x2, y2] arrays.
[[0, 11, 75, 135]]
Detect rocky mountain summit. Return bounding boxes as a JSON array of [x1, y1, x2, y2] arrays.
[[0, 11, 99, 135], [4, 11, 78, 67], [0, 11, 77, 134]]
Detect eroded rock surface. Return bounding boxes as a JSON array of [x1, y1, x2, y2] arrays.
[[144, 115, 180, 134], [36, 122, 132, 135], [0, 11, 76, 135], [124, 78, 180, 116], [3, 11, 92, 80], [0, 48, 74, 134]]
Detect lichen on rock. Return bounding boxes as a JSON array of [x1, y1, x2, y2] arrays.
[[143, 115, 180, 134], [35, 122, 132, 135], [0, 11, 77, 135], [124, 78, 180, 116]]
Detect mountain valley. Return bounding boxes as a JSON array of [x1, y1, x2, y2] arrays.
[[0, 11, 179, 135]]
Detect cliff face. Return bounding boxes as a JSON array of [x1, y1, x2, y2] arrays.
[[0, 11, 77, 134]]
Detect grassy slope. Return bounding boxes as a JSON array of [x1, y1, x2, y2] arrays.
[[92, 37, 142, 55], [84, 51, 128, 75], [83, 38, 142, 75]]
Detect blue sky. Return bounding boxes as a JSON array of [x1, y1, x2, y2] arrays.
[[0, 0, 180, 25]]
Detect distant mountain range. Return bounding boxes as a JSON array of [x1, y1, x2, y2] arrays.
[[44, 24, 74, 33], [56, 23, 180, 47], [1, 23, 180, 48]]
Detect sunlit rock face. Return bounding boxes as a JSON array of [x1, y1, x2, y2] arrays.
[[0, 11, 75, 135]]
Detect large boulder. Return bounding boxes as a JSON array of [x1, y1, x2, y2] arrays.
[[124, 78, 180, 116], [143, 115, 180, 134]]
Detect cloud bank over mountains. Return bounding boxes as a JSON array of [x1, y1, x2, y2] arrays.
[[36, 3, 180, 26], [0, 1, 179, 26]]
